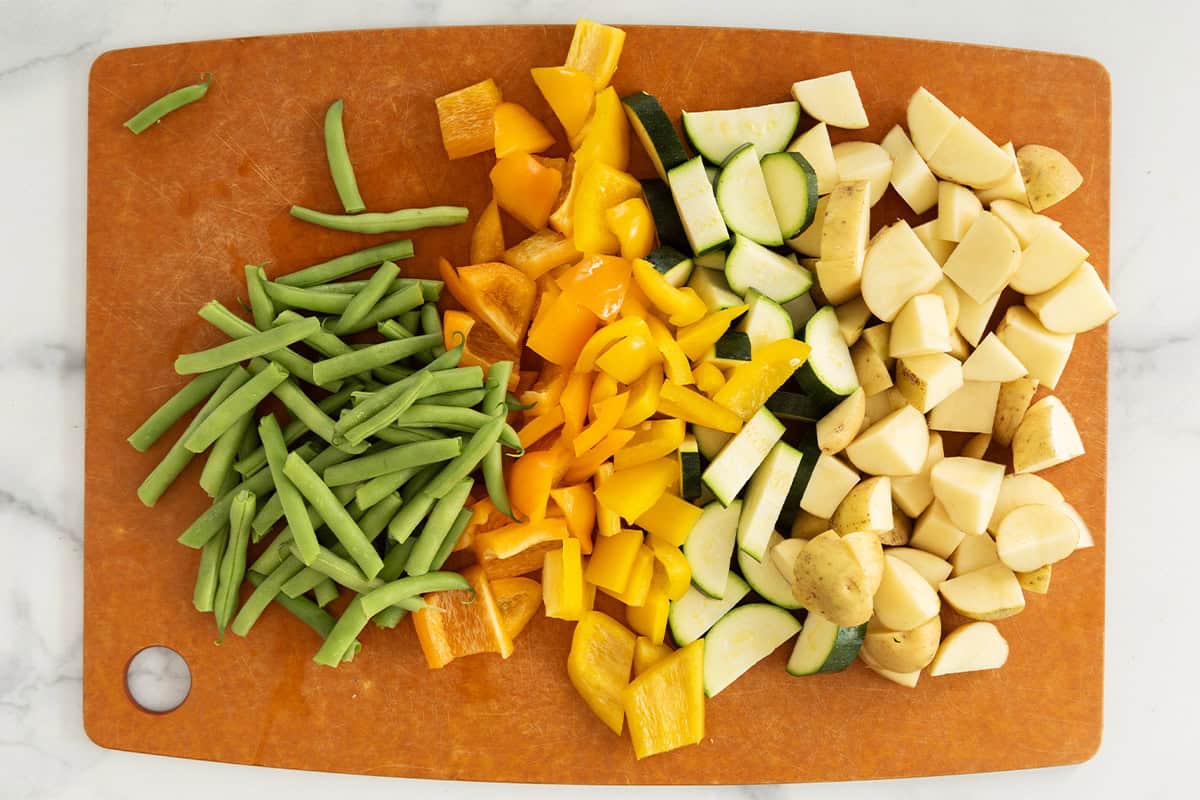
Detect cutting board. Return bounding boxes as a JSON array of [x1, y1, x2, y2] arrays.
[[84, 25, 1109, 784]]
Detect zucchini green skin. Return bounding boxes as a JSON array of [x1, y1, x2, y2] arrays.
[[623, 91, 688, 180], [764, 390, 825, 422], [679, 435, 704, 502], [795, 306, 858, 411], [641, 179, 690, 252], [645, 245, 695, 287], [817, 622, 867, 673], [776, 433, 821, 529], [760, 150, 819, 239]]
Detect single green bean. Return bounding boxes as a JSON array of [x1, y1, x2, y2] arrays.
[[420, 304, 446, 359], [312, 334, 441, 386], [127, 366, 235, 452], [422, 417, 506, 500], [309, 278, 442, 303], [198, 300, 323, 387], [359, 571, 472, 617], [246, 573, 359, 662], [178, 462, 275, 548], [199, 409, 254, 497], [251, 438, 355, 538], [175, 318, 318, 375], [192, 526, 228, 613], [230, 555, 305, 637], [335, 283, 425, 335], [137, 366, 250, 507], [218, 469, 240, 496], [415, 388, 487, 408], [214, 490, 256, 637], [323, 99, 365, 214], [244, 265, 276, 330], [259, 414, 320, 565], [399, 309, 422, 335], [431, 508, 473, 571], [358, 492, 403, 541], [341, 372, 433, 446], [370, 364, 414, 384], [405, 479, 473, 576], [276, 240, 415, 288], [235, 384, 357, 478], [373, 427, 451, 445], [312, 578, 340, 608], [284, 452, 383, 579], [124, 73, 212, 134], [371, 537, 420, 629], [272, 309, 351, 359], [264, 282, 353, 314], [247, 359, 365, 453], [284, 545, 380, 596], [377, 319, 414, 340], [387, 490, 436, 544], [481, 361, 515, 518], [313, 596, 371, 667], [355, 468, 417, 510], [393, 406, 521, 450], [183, 362, 289, 452], [290, 204, 468, 234], [371, 606, 409, 630], [323, 438, 462, 487], [331, 261, 399, 335], [236, 418, 260, 459]]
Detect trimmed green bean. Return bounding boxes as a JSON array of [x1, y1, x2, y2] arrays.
[[127, 366, 235, 452], [341, 372, 433, 446], [214, 490, 256, 637], [197, 301, 321, 386], [175, 318, 318, 375], [387, 490, 436, 544], [371, 606, 409, 630], [371, 538, 419, 629], [373, 427, 448, 445], [399, 309, 422, 335], [312, 334, 441, 386], [247, 359, 365, 453], [251, 440, 353, 538], [331, 261, 399, 335], [192, 526, 228, 613], [335, 283, 425, 335], [137, 366, 250, 507], [264, 282, 353, 314], [309, 278, 442, 303], [415, 388, 487, 408], [231, 555, 305, 637], [284, 545, 380, 596], [313, 578, 340, 608], [423, 417, 506, 500], [370, 364, 414, 384], [235, 385, 357, 478], [183, 362, 289, 452], [359, 492, 402, 540], [405, 479, 473, 576], [323, 438, 462, 487], [481, 361, 515, 518], [259, 414, 320, 565], [290, 204, 468, 234], [245, 265, 276, 330], [431, 508, 473, 571], [359, 571, 471, 617], [178, 462, 275, 548], [337, 365, 482, 433], [323, 99, 365, 214], [284, 452, 383, 579], [377, 319, 414, 340], [124, 73, 212, 134], [392, 406, 521, 450], [249, 477, 354, 574], [420, 304, 446, 359], [313, 596, 371, 667], [236, 419, 259, 459], [272, 309, 351, 359], [245, 573, 358, 662], [276, 240, 415, 288], [199, 409, 254, 497], [355, 468, 417, 510]]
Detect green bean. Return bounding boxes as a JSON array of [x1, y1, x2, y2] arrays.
[[312, 334, 442, 386], [271, 309, 350, 359], [356, 468, 417, 510], [198, 300, 322, 387], [290, 204, 468, 234], [357, 492, 403, 541], [127, 366, 235, 452], [359, 570, 472, 617], [387, 490, 436, 544], [192, 526, 228, 613], [178, 462, 275, 548], [246, 359, 365, 453], [313, 596, 372, 667], [399, 309, 422, 335], [415, 388, 487, 408], [199, 409, 254, 497], [284, 545, 380, 596], [393, 406, 521, 450], [341, 372, 433, 446], [420, 304, 446, 359], [335, 283, 425, 335], [431, 508, 473, 571], [244, 265, 276, 330], [231, 555, 305, 637], [377, 319, 414, 340], [251, 440, 353, 537], [123, 73, 212, 134], [370, 364, 414, 384], [236, 419, 259, 460], [137, 366, 250, 507], [373, 427, 449, 445], [264, 282, 353, 314], [183, 362, 289, 452], [405, 480, 474, 576], [322, 99, 366, 214], [371, 606, 409, 630], [258, 415, 320, 565], [331, 261, 399, 335], [422, 417, 506, 500], [309, 278, 442, 303], [249, 476, 354, 573], [312, 578, 340, 608], [175, 318, 318, 375], [323, 438, 462, 487], [245, 574, 358, 662], [506, 394, 536, 413], [276, 240, 415, 288], [337, 365, 481, 433], [283, 452, 383, 579], [213, 490, 256, 637], [482, 361, 516, 519], [234, 384, 357, 477]]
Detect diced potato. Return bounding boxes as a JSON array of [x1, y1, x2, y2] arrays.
[[941, 212, 1021, 303], [1012, 395, 1085, 474], [818, 180, 871, 303], [881, 125, 939, 214], [832, 142, 893, 207], [831, 476, 893, 535], [928, 621, 1009, 676], [817, 388, 866, 455], [799, 454, 860, 518], [859, 649, 921, 687], [939, 563, 1025, 620], [927, 117, 1014, 189], [975, 142, 1030, 207], [790, 510, 832, 540], [845, 405, 929, 476], [928, 381, 1001, 434], [961, 433, 991, 459], [1017, 564, 1052, 594], [989, 198, 1061, 247], [954, 286, 1002, 348], [887, 547, 953, 587], [996, 306, 1074, 390], [947, 330, 971, 360], [863, 390, 894, 427], [963, 332, 1027, 382], [792, 531, 872, 626], [1026, 263, 1117, 334], [791, 71, 869, 129], [950, 532, 1000, 577], [860, 221, 943, 322], [936, 181, 982, 242], [911, 501, 968, 559], [786, 194, 829, 256], [988, 473, 1064, 533], [861, 323, 893, 370], [891, 432, 944, 518], [881, 504, 913, 546], [1017, 144, 1083, 212], [895, 353, 963, 413], [913, 221, 956, 266], [789, 123, 839, 195], [890, 294, 952, 358], [1009, 225, 1089, 295], [851, 339, 893, 397], [836, 295, 872, 346], [842, 530, 885, 595], [770, 537, 806, 578], [1062, 502, 1095, 550], [995, 503, 1080, 572], [993, 375, 1039, 447], [930, 457, 1004, 535], [864, 614, 941, 673], [874, 554, 941, 631], [906, 87, 958, 161]]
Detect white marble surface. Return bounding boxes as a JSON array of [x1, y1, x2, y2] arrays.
[[2, 0, 1198, 796]]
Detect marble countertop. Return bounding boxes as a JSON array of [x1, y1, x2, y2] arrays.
[[4, 0, 1198, 797]]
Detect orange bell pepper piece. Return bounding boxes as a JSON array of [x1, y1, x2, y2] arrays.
[[469, 199, 505, 264], [676, 305, 750, 361], [455, 261, 538, 350], [527, 293, 599, 366], [490, 152, 563, 231], [605, 544, 655, 608], [550, 483, 597, 554], [605, 198, 655, 260], [567, 611, 636, 735], [595, 333, 659, 384], [473, 518, 569, 579], [658, 381, 744, 434], [622, 639, 705, 759], [644, 315, 694, 386], [549, 157, 580, 237], [584, 528, 644, 594], [559, 371, 595, 437], [618, 363, 663, 429], [442, 308, 475, 353], [544, 537, 585, 620], [574, 393, 629, 456], [619, 280, 653, 321], [509, 449, 558, 522], [563, 429, 634, 484], [633, 636, 674, 677], [565, 19, 627, 90], [635, 494, 704, 547], [572, 163, 642, 254], [556, 254, 631, 320], [517, 406, 565, 448], [625, 568, 670, 643], [491, 576, 543, 641], [614, 418, 686, 471], [503, 229, 581, 280], [435, 78, 503, 160], [573, 87, 629, 172], [593, 463, 622, 538], [713, 338, 812, 420], [493, 101, 556, 158], [531, 66, 595, 140], [519, 363, 568, 417], [412, 565, 512, 669]]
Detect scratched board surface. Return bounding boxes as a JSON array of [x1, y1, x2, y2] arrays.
[[84, 25, 1109, 783]]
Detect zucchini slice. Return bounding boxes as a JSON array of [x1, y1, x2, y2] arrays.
[[682, 101, 801, 164], [688, 265, 744, 311], [716, 143, 784, 246], [678, 434, 704, 501], [761, 151, 819, 239], [783, 292, 818, 330], [738, 289, 795, 351], [737, 441, 804, 561], [704, 604, 802, 696], [667, 156, 731, 255], [777, 434, 822, 528], [764, 390, 825, 423], [622, 91, 688, 180], [644, 245, 695, 288], [725, 235, 813, 303], [701, 408, 786, 506], [794, 305, 859, 410], [694, 250, 727, 270], [786, 611, 866, 675], [738, 531, 802, 610], [692, 425, 733, 462], [681, 500, 743, 599], [668, 573, 750, 646], [641, 178, 690, 252], [700, 330, 752, 369]]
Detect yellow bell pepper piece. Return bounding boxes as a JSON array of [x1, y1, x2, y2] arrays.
[[606, 198, 655, 260], [489, 152, 563, 231], [625, 569, 670, 643], [713, 338, 813, 420], [692, 361, 727, 398], [658, 381, 744, 434], [648, 536, 693, 600], [588, 370, 620, 413], [568, 610, 636, 735], [549, 157, 581, 237], [574, 316, 649, 373], [594, 457, 678, 522], [582, 579, 598, 612], [493, 101, 556, 158], [573, 163, 642, 255], [636, 494, 704, 547], [633, 636, 674, 677], [563, 429, 634, 484], [645, 314, 694, 386], [503, 229, 581, 280], [527, 292, 598, 367], [595, 333, 659, 384], [573, 87, 629, 173], [676, 305, 750, 361], [574, 392, 628, 456], [614, 418, 686, 470], [631, 258, 708, 326], [605, 544, 655, 608], [544, 538, 584, 620], [584, 528, 643, 593], [618, 363, 663, 429], [618, 281, 653, 320], [559, 371, 594, 437], [622, 639, 705, 759], [593, 462, 622, 537], [565, 19, 627, 90], [530, 66, 594, 140]]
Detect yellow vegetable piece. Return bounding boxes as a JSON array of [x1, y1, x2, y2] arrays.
[[595, 333, 659, 384], [574, 87, 630, 173], [625, 569, 670, 643], [594, 462, 622, 537], [574, 392, 628, 457], [530, 66, 594, 140], [503, 229, 581, 280], [606, 198, 655, 260], [633, 636, 674, 677], [622, 639, 705, 760], [618, 281, 653, 321], [544, 538, 584, 620], [573, 163, 643, 255], [575, 316, 650, 373], [645, 314, 694, 386], [614, 418, 686, 470], [648, 536, 693, 600], [606, 544, 655, 608], [493, 101, 556, 158], [692, 361, 727, 398], [594, 457, 678, 522], [584, 528, 644, 593], [583, 579, 598, 612], [676, 305, 750, 361], [568, 610, 636, 735], [434, 78, 503, 160], [658, 381, 744, 434], [713, 338, 812, 420], [588, 370, 620, 414], [636, 494, 704, 547], [632, 258, 707, 326], [565, 18, 627, 90]]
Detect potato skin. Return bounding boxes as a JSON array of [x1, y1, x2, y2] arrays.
[[864, 614, 942, 673], [792, 531, 872, 626]]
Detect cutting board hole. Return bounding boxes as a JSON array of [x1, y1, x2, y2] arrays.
[[126, 646, 191, 713]]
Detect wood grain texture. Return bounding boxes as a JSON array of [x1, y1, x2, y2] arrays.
[[84, 25, 1109, 784]]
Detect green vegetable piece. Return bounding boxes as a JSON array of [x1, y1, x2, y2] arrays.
[[123, 73, 212, 134], [127, 366, 235, 452], [289, 204, 468, 234]]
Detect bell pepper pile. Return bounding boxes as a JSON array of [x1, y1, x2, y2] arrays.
[[416, 18, 812, 761]]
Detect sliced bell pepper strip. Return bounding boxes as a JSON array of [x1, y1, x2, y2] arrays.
[[604, 544, 655, 608], [593, 462, 622, 537], [644, 315, 694, 386], [435, 78, 503, 160], [455, 261, 538, 350], [503, 229, 581, 280], [490, 152, 563, 231], [412, 564, 512, 669], [473, 518, 568, 579], [676, 305, 750, 361], [567, 610, 636, 735], [519, 363, 569, 417], [573, 86, 629, 173], [530, 66, 594, 140], [583, 528, 643, 594], [617, 363, 663, 429], [658, 381, 743, 434], [574, 392, 628, 456], [575, 316, 650, 373], [635, 493, 704, 547], [469, 199, 505, 264], [527, 293, 598, 366], [692, 361, 727, 398], [493, 101, 555, 158], [595, 333, 659, 384], [549, 484, 596, 555], [549, 156, 580, 237], [633, 636, 674, 677], [648, 536, 692, 600], [614, 418, 686, 471], [605, 198, 655, 260], [508, 449, 559, 521], [491, 576, 543, 641], [563, 429, 634, 484], [594, 457, 678, 522], [543, 537, 584, 620], [622, 639, 705, 759], [588, 371, 620, 415], [560, 370, 595, 437], [565, 18, 626, 90], [713, 338, 812, 420], [517, 405, 565, 448], [624, 568, 670, 643], [631, 258, 707, 326], [572, 163, 642, 255], [556, 254, 631, 320]]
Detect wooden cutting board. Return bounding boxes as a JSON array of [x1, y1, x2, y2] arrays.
[[84, 24, 1109, 784]]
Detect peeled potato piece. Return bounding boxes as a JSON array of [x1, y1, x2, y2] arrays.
[[906, 87, 958, 160], [891, 432, 945, 518], [874, 554, 941, 631], [792, 531, 872, 626], [831, 476, 893, 535], [954, 286, 1002, 348], [928, 621, 1009, 676], [1012, 395, 1085, 474], [930, 457, 1004, 535], [832, 142, 894, 207], [789, 122, 839, 195], [928, 381, 1001, 435], [939, 563, 1025, 620], [989, 198, 1062, 247], [864, 614, 941, 673], [845, 404, 929, 477], [791, 71, 869, 129], [996, 306, 1074, 390], [976, 142, 1030, 207], [881, 125, 938, 214], [817, 388, 867, 455], [941, 211, 1021, 304], [950, 532, 1000, 576], [936, 181, 982, 242], [1009, 224, 1089, 295], [1026, 263, 1117, 334], [926, 117, 1014, 189], [962, 333, 1026, 383], [861, 221, 943, 322], [988, 473, 1064, 533], [1017, 144, 1083, 212], [929, 278, 960, 330], [995, 503, 1080, 572], [770, 537, 806, 580], [890, 294, 952, 358], [960, 433, 991, 460], [913, 221, 956, 266], [887, 547, 953, 587]]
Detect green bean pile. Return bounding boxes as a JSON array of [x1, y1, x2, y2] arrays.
[[128, 253, 518, 667]]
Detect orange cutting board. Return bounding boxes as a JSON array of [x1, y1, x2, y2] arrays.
[[85, 25, 1109, 783]]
